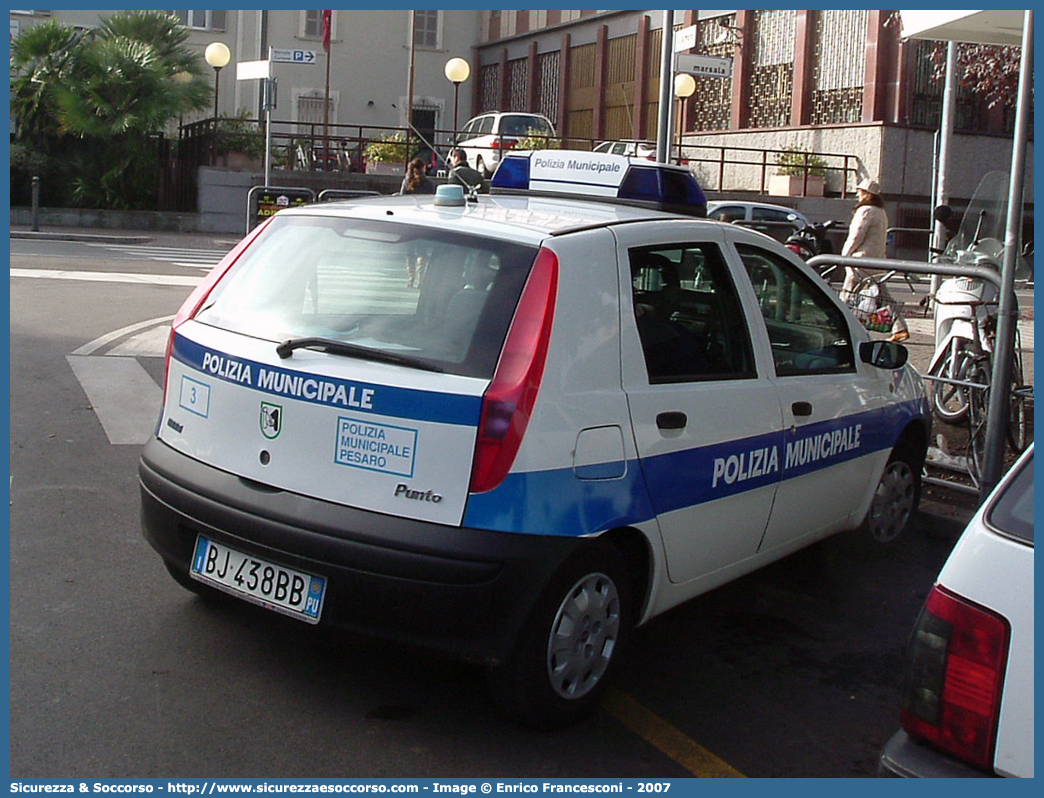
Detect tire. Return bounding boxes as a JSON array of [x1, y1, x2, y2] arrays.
[[476, 157, 491, 179], [861, 445, 921, 544], [1008, 358, 1031, 454], [487, 540, 633, 730], [931, 345, 973, 424], [966, 358, 992, 488]]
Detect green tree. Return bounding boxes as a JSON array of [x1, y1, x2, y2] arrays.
[[9, 19, 87, 140], [10, 10, 212, 209]]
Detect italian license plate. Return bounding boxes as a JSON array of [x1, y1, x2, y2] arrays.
[[190, 536, 326, 624]]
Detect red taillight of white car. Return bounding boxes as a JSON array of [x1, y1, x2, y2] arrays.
[[469, 247, 559, 494], [899, 584, 1010, 772]]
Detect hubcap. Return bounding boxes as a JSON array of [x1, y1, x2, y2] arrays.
[[867, 460, 916, 543], [546, 573, 621, 699]]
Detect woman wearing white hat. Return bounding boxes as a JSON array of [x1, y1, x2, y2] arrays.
[[840, 177, 909, 342]]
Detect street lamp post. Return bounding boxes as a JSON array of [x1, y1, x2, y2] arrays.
[[673, 72, 696, 166], [205, 42, 231, 165], [444, 57, 471, 146]]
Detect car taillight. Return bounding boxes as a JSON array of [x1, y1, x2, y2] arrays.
[[160, 218, 274, 403], [490, 138, 517, 150], [899, 584, 1010, 772], [469, 247, 558, 494]]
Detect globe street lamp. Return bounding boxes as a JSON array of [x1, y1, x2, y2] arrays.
[[673, 72, 696, 166], [205, 42, 231, 164], [444, 57, 471, 146]]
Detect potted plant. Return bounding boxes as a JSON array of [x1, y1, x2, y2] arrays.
[[364, 132, 409, 175], [215, 110, 266, 170], [513, 128, 561, 151], [770, 147, 828, 197]]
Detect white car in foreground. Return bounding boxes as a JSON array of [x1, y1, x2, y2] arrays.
[[880, 444, 1034, 777]]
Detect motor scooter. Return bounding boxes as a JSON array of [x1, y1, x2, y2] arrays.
[[927, 171, 1024, 424], [785, 220, 841, 279]]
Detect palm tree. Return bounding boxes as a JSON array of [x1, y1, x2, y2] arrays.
[[9, 19, 87, 140], [10, 10, 213, 209]]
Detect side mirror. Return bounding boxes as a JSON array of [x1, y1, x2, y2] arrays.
[[860, 340, 908, 370]]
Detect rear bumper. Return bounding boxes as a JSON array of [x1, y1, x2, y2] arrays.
[[139, 437, 582, 663], [878, 731, 992, 778]]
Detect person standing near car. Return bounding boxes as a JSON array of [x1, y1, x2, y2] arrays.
[[841, 177, 909, 342], [400, 158, 436, 195], [447, 148, 487, 194]]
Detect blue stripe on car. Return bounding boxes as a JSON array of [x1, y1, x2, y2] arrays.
[[173, 335, 482, 426], [464, 400, 928, 536]]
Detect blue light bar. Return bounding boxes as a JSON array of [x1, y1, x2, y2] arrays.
[[491, 150, 707, 216]]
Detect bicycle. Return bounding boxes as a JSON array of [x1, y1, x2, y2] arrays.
[[927, 296, 1031, 487]]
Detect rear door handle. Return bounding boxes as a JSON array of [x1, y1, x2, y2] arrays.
[[656, 411, 688, 430], [792, 401, 813, 417]]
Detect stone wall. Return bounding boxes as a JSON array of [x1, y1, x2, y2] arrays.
[[682, 123, 1034, 203]]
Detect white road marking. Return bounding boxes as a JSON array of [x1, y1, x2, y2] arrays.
[[71, 316, 175, 357], [10, 268, 200, 286], [83, 243, 228, 269], [67, 355, 162, 445]]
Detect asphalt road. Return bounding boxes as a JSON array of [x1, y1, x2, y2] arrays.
[[10, 233, 978, 779]]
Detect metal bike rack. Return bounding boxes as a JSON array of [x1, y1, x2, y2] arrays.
[[809, 254, 1022, 500]]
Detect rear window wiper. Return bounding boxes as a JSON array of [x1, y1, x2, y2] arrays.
[[276, 337, 444, 372]]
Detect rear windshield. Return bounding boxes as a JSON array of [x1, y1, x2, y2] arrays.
[[195, 215, 538, 378], [986, 450, 1034, 544]]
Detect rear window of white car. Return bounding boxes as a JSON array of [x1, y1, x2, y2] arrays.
[[500, 115, 552, 137], [194, 215, 537, 378], [987, 450, 1034, 544]]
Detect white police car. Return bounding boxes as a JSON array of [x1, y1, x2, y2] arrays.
[[140, 151, 931, 729]]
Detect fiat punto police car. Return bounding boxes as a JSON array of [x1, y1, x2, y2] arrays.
[[140, 151, 930, 728]]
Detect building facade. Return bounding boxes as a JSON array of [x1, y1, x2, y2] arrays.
[[471, 10, 1032, 204], [10, 8, 1032, 207], [10, 9, 482, 144]]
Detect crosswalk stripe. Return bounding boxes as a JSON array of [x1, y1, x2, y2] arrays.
[[83, 243, 228, 269], [66, 354, 161, 445]]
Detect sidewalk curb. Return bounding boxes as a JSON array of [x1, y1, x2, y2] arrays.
[[12, 230, 153, 245]]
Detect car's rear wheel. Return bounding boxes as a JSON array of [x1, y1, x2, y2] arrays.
[[476, 156, 491, 178], [862, 444, 921, 544], [487, 539, 632, 729]]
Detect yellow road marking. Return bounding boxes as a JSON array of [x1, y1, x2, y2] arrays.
[[601, 688, 746, 778]]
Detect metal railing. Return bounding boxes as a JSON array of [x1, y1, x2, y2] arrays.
[[679, 143, 861, 196], [179, 117, 859, 191], [808, 253, 1029, 500]]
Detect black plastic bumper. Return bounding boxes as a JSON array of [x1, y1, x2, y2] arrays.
[[139, 437, 583, 664], [878, 730, 993, 778]]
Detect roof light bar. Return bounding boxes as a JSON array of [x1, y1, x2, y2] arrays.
[[490, 150, 707, 217]]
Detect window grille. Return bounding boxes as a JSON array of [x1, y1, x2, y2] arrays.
[[909, 39, 1011, 133], [535, 51, 560, 124], [605, 34, 637, 140], [507, 57, 528, 112], [569, 43, 596, 90], [478, 64, 499, 114], [749, 10, 795, 128], [811, 10, 868, 125], [693, 14, 737, 131], [298, 95, 333, 126]]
